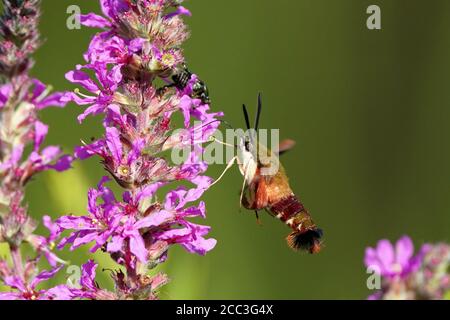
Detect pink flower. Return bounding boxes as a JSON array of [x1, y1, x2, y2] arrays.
[[0, 83, 12, 109], [30, 79, 68, 110], [0, 121, 73, 183], [0, 266, 73, 300], [79, 0, 130, 29], [57, 175, 216, 264], [26, 216, 65, 267], [68, 260, 115, 300], [64, 64, 122, 123], [57, 177, 123, 253], [84, 34, 145, 66], [364, 236, 426, 279]]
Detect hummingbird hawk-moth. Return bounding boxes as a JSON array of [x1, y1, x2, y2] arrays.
[[236, 94, 323, 254]]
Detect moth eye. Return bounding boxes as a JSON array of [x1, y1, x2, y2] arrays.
[[244, 140, 252, 152]]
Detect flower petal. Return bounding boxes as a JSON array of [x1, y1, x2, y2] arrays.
[[75, 140, 105, 160], [105, 126, 122, 164], [129, 232, 147, 263], [3, 276, 26, 292], [65, 70, 99, 93], [134, 210, 174, 229], [78, 103, 106, 123], [31, 265, 63, 289], [80, 13, 112, 28], [36, 92, 68, 109], [164, 6, 192, 20], [0, 292, 22, 300], [72, 231, 99, 249], [100, 0, 129, 19], [364, 247, 381, 271], [376, 239, 395, 272], [80, 260, 97, 291], [34, 121, 49, 151], [107, 235, 124, 252], [44, 285, 74, 300], [0, 83, 12, 108], [395, 235, 414, 267], [48, 155, 74, 172]]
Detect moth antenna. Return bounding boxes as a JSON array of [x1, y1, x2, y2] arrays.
[[242, 104, 251, 130], [254, 92, 263, 131]]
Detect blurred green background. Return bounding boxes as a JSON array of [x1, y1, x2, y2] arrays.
[[2, 0, 450, 299]]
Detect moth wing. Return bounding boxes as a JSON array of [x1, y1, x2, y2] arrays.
[[278, 139, 296, 156]]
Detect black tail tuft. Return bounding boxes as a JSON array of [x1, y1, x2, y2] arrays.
[[286, 229, 323, 254]]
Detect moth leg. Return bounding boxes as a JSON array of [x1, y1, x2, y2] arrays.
[[209, 156, 236, 188], [239, 163, 251, 209], [255, 210, 262, 225], [209, 136, 236, 148]]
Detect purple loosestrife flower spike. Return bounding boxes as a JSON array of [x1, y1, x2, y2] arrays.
[[59, 0, 223, 299], [0, 0, 73, 299], [364, 236, 450, 300]]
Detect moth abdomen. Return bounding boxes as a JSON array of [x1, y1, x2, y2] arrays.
[[270, 194, 323, 254]]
